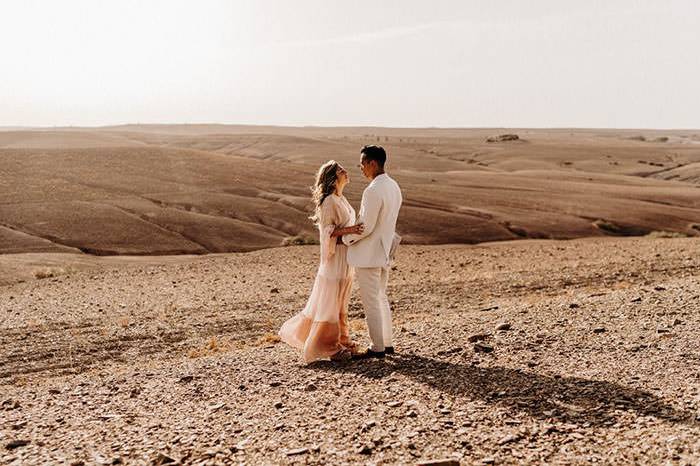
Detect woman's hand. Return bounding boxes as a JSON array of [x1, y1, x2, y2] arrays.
[[346, 223, 364, 235], [331, 223, 364, 237]]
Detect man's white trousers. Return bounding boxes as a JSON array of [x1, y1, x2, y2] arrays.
[[355, 267, 393, 351]]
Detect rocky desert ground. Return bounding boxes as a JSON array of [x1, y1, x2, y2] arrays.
[[1, 237, 700, 465], [1, 126, 700, 465]]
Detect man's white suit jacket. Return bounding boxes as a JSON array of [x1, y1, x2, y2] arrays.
[[343, 173, 402, 268]]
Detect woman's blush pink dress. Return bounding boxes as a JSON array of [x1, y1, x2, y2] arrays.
[[279, 194, 356, 363]]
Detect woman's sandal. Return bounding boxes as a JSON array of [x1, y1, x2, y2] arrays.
[[330, 348, 352, 362], [343, 342, 360, 354]]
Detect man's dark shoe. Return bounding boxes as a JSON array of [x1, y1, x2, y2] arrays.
[[352, 348, 386, 360], [384, 346, 395, 355]]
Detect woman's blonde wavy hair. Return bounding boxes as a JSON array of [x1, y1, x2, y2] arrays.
[[310, 160, 340, 224]]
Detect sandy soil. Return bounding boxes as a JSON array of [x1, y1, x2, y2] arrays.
[[1, 237, 699, 464], [2, 126, 699, 464], [2, 126, 700, 255]]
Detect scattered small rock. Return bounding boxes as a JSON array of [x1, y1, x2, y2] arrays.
[[273, 401, 283, 409], [437, 347, 463, 356], [153, 453, 176, 465], [569, 303, 580, 309], [473, 342, 494, 353], [1, 399, 20, 411], [356, 444, 373, 455], [406, 410, 418, 418], [361, 420, 376, 432], [467, 333, 490, 343], [593, 327, 606, 334], [498, 434, 520, 445], [285, 447, 309, 456], [496, 322, 511, 331], [93, 456, 113, 466], [269, 381, 282, 387], [304, 383, 318, 392], [270, 288, 280, 293], [230, 442, 247, 453], [478, 305, 499, 312], [5, 439, 30, 450], [417, 459, 461, 466], [11, 421, 27, 430], [387, 401, 403, 408]]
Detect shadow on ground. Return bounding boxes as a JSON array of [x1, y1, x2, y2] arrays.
[[309, 353, 697, 428]]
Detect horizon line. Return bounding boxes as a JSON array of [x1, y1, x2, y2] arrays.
[[1, 123, 699, 132]]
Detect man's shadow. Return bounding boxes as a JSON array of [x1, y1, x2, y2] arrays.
[[309, 353, 696, 427]]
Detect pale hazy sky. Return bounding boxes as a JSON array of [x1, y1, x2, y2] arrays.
[[1, 0, 698, 128]]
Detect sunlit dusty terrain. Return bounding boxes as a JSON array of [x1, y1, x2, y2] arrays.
[[1, 238, 699, 464], [1, 126, 700, 464], [2, 126, 700, 255]]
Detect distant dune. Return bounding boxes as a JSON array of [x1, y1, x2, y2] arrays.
[[1, 126, 699, 255]]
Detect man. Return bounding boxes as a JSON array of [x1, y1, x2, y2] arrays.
[[341, 145, 403, 359]]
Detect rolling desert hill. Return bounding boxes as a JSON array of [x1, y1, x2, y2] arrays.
[[1, 126, 700, 255]]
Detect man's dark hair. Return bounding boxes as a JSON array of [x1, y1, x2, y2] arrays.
[[361, 145, 386, 168]]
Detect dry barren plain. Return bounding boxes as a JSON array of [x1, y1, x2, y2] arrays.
[[2, 126, 700, 255], [1, 126, 700, 465]]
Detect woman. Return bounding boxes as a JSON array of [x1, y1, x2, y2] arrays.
[[279, 160, 363, 363]]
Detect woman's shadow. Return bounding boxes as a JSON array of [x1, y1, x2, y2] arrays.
[[309, 352, 696, 427]]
